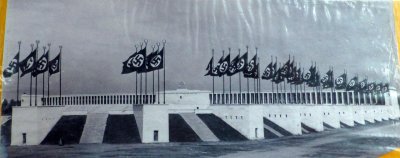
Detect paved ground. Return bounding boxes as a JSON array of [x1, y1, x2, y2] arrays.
[[4, 120, 400, 158]]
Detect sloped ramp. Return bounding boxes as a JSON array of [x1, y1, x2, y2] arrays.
[[41, 115, 86, 145], [169, 114, 201, 142], [354, 121, 364, 126], [197, 114, 247, 141], [80, 113, 108, 144], [365, 120, 374, 125], [180, 113, 218, 142], [301, 123, 317, 134], [1, 119, 11, 146], [340, 122, 352, 128], [263, 118, 293, 139], [323, 122, 335, 130], [102, 114, 141, 144]]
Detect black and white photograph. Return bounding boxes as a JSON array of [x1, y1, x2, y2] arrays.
[[1, 0, 400, 157]]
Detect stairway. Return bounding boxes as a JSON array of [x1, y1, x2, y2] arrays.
[[80, 113, 108, 144], [180, 113, 219, 142], [197, 114, 247, 141], [263, 118, 293, 138]]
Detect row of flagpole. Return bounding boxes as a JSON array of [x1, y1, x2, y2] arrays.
[[205, 46, 390, 105], [122, 40, 166, 104], [3, 41, 62, 106]]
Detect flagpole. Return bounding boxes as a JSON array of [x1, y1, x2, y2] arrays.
[[29, 44, 34, 106], [238, 49, 241, 104], [212, 49, 215, 104], [222, 50, 225, 104], [271, 55, 275, 103], [228, 48, 231, 96], [42, 46, 46, 106], [246, 46, 249, 104], [17, 41, 21, 105], [152, 45, 156, 104], [47, 44, 51, 105], [59, 45, 62, 105], [135, 45, 138, 104], [163, 40, 166, 104], [144, 40, 148, 104], [35, 40, 39, 106]]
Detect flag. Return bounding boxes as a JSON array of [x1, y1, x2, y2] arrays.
[[303, 65, 316, 85], [212, 56, 223, 77], [346, 76, 358, 91], [280, 59, 291, 77], [3, 53, 19, 78], [147, 48, 164, 71], [367, 82, 375, 93], [287, 65, 297, 83], [261, 62, 276, 80], [293, 68, 303, 85], [308, 71, 320, 87], [335, 73, 347, 90], [122, 48, 146, 74], [375, 83, 382, 93], [382, 83, 389, 93], [32, 50, 49, 77], [358, 79, 368, 93], [236, 52, 248, 72], [218, 54, 230, 76], [227, 54, 239, 76], [321, 70, 333, 89], [48, 53, 60, 75], [243, 54, 257, 78], [204, 57, 213, 76], [272, 68, 284, 83], [19, 48, 37, 77]]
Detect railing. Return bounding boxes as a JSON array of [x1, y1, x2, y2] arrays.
[[41, 94, 157, 106], [209, 91, 387, 105]]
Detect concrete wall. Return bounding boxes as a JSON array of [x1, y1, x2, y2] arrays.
[[141, 104, 169, 143], [263, 105, 302, 135], [321, 106, 340, 128], [337, 106, 355, 126], [299, 105, 324, 131], [210, 104, 264, 140], [352, 106, 365, 125], [11, 106, 64, 145]]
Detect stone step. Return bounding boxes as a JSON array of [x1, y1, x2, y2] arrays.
[[180, 113, 219, 142], [80, 113, 108, 144]]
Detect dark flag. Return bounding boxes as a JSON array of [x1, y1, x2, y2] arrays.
[[375, 83, 382, 93], [287, 65, 297, 83], [19, 48, 37, 77], [346, 76, 358, 91], [293, 68, 303, 85], [272, 68, 284, 83], [236, 52, 248, 72], [382, 83, 389, 93], [32, 50, 49, 77], [321, 70, 333, 89], [147, 48, 164, 71], [261, 62, 276, 80], [308, 71, 320, 87], [122, 48, 147, 74], [280, 59, 291, 77], [48, 53, 60, 75], [303, 65, 316, 85], [3, 53, 19, 78], [335, 73, 347, 90], [358, 79, 368, 93], [218, 54, 230, 76], [243, 54, 257, 78], [212, 56, 223, 77], [205, 57, 214, 76], [227, 54, 239, 76], [367, 82, 375, 93]]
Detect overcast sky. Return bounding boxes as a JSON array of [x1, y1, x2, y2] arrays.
[[2, 0, 398, 99]]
